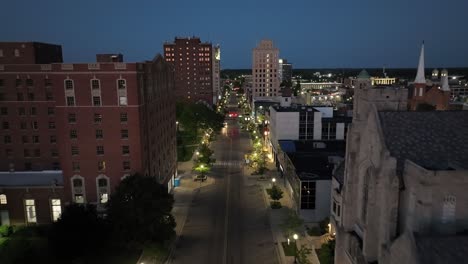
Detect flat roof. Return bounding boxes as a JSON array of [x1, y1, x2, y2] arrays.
[[0, 170, 63, 187]]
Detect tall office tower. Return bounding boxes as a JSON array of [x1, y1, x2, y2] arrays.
[[279, 59, 292, 83], [252, 40, 280, 98], [212, 45, 221, 104], [164, 37, 214, 105]]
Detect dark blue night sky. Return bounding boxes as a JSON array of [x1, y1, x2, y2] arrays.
[[2, 0, 468, 68]]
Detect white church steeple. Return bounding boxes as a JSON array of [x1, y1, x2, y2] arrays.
[[414, 42, 426, 84]]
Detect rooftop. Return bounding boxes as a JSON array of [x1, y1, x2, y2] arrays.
[[0, 170, 63, 187], [415, 234, 468, 264], [378, 111, 468, 173], [286, 153, 334, 180]]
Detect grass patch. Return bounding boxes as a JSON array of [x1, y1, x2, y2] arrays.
[[139, 243, 170, 263], [281, 241, 298, 256]]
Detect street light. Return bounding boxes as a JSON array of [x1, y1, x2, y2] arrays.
[[293, 233, 299, 263], [196, 151, 200, 156]]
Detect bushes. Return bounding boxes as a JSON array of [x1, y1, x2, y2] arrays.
[[0, 225, 13, 237], [270, 201, 282, 209], [316, 239, 335, 264]]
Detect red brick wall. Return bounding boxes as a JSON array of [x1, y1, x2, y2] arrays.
[[51, 63, 143, 203], [0, 187, 65, 225]]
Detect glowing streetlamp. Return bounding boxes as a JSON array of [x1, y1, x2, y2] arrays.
[[293, 233, 299, 263]]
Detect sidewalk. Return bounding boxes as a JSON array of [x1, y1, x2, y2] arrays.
[[249, 161, 320, 264]]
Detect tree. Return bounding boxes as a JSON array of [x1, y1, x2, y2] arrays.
[[107, 174, 176, 248], [269, 185, 284, 201], [294, 76, 301, 96], [49, 203, 109, 261], [281, 209, 304, 238], [194, 163, 210, 180], [196, 143, 215, 165], [297, 245, 313, 264], [316, 239, 335, 264]]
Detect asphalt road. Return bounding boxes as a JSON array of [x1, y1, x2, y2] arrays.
[[171, 95, 279, 264]]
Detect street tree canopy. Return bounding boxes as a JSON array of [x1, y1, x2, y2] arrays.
[[107, 174, 176, 248], [176, 102, 224, 134]]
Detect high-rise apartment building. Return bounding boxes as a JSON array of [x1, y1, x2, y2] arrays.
[[279, 59, 292, 83], [212, 45, 221, 104], [0, 42, 177, 213], [163, 37, 215, 105], [252, 40, 280, 98]]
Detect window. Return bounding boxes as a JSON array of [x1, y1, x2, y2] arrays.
[[22, 135, 28, 143], [30, 107, 37, 115], [66, 96, 75, 106], [72, 177, 85, 204], [119, 96, 128, 106], [123, 161, 130, 170], [98, 161, 106, 171], [44, 78, 52, 86], [0, 194, 7, 204], [4, 135, 11, 144], [47, 107, 55, 116], [34, 149, 40, 157], [46, 92, 53, 101], [93, 96, 101, 106], [0, 49, 3, 57], [65, 79, 74, 90], [120, 113, 128, 122], [122, 146, 129, 155], [14, 49, 20, 57], [2, 121, 9, 129], [48, 122, 56, 129], [18, 107, 26, 116], [51, 199, 62, 221], [70, 129, 77, 139], [0, 93, 4, 101], [51, 149, 58, 157], [121, 129, 128, 139], [442, 195, 456, 224], [68, 113, 76, 123], [20, 122, 27, 129], [50, 135, 57, 143], [32, 135, 39, 143], [94, 113, 102, 123], [1, 107, 7, 115], [5, 149, 12, 158], [96, 146, 104, 155], [31, 121, 38, 130], [96, 129, 103, 139], [71, 146, 79, 156], [72, 162, 80, 171], [26, 78, 34, 87], [25, 199, 37, 223], [117, 79, 126, 89], [97, 177, 109, 204], [91, 79, 100, 90], [300, 181, 316, 209], [15, 79, 22, 87]]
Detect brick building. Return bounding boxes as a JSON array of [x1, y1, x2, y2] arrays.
[[408, 43, 451, 110], [163, 37, 214, 105], [0, 42, 177, 223]]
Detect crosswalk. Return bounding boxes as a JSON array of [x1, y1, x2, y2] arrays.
[[213, 160, 244, 167]]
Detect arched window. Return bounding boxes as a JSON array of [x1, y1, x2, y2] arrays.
[[71, 175, 85, 203], [442, 195, 456, 224], [96, 175, 110, 204], [0, 194, 7, 204]]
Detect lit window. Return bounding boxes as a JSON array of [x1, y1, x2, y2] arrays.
[[14, 49, 20, 57], [51, 199, 62, 221], [0, 194, 7, 204], [119, 96, 128, 106], [72, 177, 85, 203], [25, 199, 37, 223], [97, 177, 109, 204], [98, 161, 106, 171]]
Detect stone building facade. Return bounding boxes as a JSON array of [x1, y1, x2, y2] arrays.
[[335, 70, 468, 264]]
